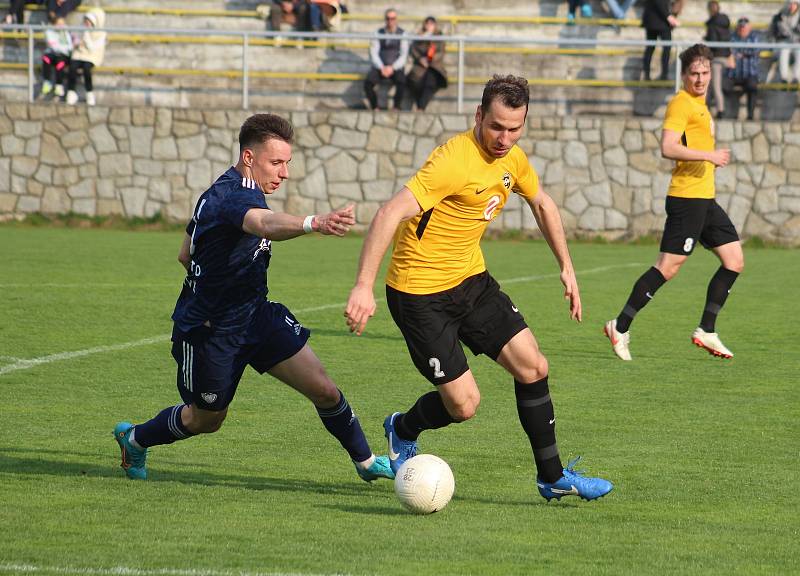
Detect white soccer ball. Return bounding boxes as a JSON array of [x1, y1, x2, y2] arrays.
[[394, 454, 455, 514]]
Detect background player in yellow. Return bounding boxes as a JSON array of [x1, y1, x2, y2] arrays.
[[345, 75, 612, 502], [604, 44, 744, 361]]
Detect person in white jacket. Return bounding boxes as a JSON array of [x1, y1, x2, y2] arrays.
[[41, 16, 72, 98], [66, 7, 106, 106]]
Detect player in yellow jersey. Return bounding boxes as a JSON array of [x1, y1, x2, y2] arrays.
[[604, 44, 744, 361], [345, 75, 612, 502]]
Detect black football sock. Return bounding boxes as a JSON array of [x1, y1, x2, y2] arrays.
[[317, 390, 372, 463], [133, 404, 196, 448], [396, 391, 456, 441], [515, 377, 562, 484], [615, 266, 667, 333], [700, 266, 739, 333]]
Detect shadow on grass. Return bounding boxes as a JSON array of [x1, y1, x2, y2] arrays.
[[1, 447, 576, 509], [0, 447, 389, 499]]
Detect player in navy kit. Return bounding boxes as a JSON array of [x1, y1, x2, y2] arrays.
[[114, 113, 394, 483]]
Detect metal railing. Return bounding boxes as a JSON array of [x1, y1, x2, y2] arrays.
[[2, 23, 799, 111]]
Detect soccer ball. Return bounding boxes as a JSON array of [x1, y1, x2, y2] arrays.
[[394, 454, 455, 514]]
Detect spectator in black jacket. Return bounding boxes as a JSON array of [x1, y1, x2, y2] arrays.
[[642, 0, 680, 80], [705, 1, 732, 117]]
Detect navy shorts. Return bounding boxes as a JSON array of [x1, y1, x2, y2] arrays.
[[386, 272, 528, 385], [660, 196, 739, 255], [171, 300, 310, 411]]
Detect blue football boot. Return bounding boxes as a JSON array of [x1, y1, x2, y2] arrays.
[[537, 457, 613, 501], [383, 412, 418, 474], [113, 421, 148, 480], [354, 455, 395, 482]]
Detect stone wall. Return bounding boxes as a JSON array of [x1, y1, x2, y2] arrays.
[[1, 103, 799, 244]]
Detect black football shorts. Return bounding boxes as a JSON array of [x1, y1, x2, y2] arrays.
[[660, 196, 739, 255], [386, 272, 528, 385]]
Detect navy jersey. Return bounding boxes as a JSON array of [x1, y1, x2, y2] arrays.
[[172, 167, 272, 334]]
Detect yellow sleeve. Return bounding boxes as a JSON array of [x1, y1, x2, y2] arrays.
[[663, 95, 689, 134], [405, 140, 466, 212], [512, 148, 539, 200]]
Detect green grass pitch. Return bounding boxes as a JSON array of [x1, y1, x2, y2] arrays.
[[0, 226, 797, 576]]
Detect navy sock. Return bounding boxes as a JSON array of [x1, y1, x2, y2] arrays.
[[700, 266, 739, 332], [515, 378, 563, 484], [396, 391, 456, 441], [133, 404, 195, 448], [616, 266, 666, 333], [316, 391, 371, 463]]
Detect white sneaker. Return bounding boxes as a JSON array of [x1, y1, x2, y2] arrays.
[[54, 84, 65, 97], [691, 328, 733, 358], [604, 319, 632, 361], [86, 91, 96, 106], [66, 90, 78, 105]]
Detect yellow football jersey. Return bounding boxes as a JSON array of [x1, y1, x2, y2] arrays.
[[386, 128, 539, 295], [662, 90, 716, 199]]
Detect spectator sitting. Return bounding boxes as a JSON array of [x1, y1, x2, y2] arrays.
[[47, 0, 82, 21], [41, 15, 72, 99], [66, 7, 106, 106], [705, 0, 732, 118], [407, 16, 448, 111], [641, 0, 680, 80], [727, 17, 760, 120], [364, 8, 409, 110], [268, 0, 310, 33], [310, 0, 342, 32], [769, 0, 800, 83], [567, 0, 593, 25]]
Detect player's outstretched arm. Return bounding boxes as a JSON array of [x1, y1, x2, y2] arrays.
[[661, 129, 730, 167], [526, 190, 582, 322], [345, 187, 421, 335], [242, 204, 355, 240]]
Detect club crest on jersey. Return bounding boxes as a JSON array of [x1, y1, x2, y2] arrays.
[[252, 239, 272, 261], [201, 392, 218, 404], [502, 172, 511, 189]]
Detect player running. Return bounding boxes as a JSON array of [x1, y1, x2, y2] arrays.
[[604, 44, 744, 361], [345, 75, 613, 502], [114, 113, 394, 483]]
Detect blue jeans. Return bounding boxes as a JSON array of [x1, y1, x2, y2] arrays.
[[605, 0, 634, 19]]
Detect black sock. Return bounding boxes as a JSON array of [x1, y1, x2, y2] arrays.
[[396, 391, 455, 441], [316, 390, 372, 463], [514, 377, 562, 484], [616, 266, 667, 333], [700, 266, 739, 332], [133, 404, 195, 448]]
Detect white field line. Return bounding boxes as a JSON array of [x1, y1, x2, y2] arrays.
[[0, 563, 347, 576], [0, 283, 176, 288], [0, 262, 642, 378]]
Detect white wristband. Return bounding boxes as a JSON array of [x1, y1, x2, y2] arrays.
[[302, 215, 316, 234]]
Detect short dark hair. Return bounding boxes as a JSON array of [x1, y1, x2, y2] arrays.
[[680, 44, 714, 74], [239, 113, 294, 149], [480, 74, 529, 115]]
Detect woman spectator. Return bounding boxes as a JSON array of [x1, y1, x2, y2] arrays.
[[41, 15, 72, 99], [407, 16, 448, 111], [770, 0, 800, 83], [66, 7, 106, 106], [705, 0, 732, 118]]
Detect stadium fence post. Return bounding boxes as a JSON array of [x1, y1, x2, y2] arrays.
[[457, 38, 464, 113]]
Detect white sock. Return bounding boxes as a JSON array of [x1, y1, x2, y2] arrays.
[[355, 454, 375, 470], [128, 428, 144, 450]]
